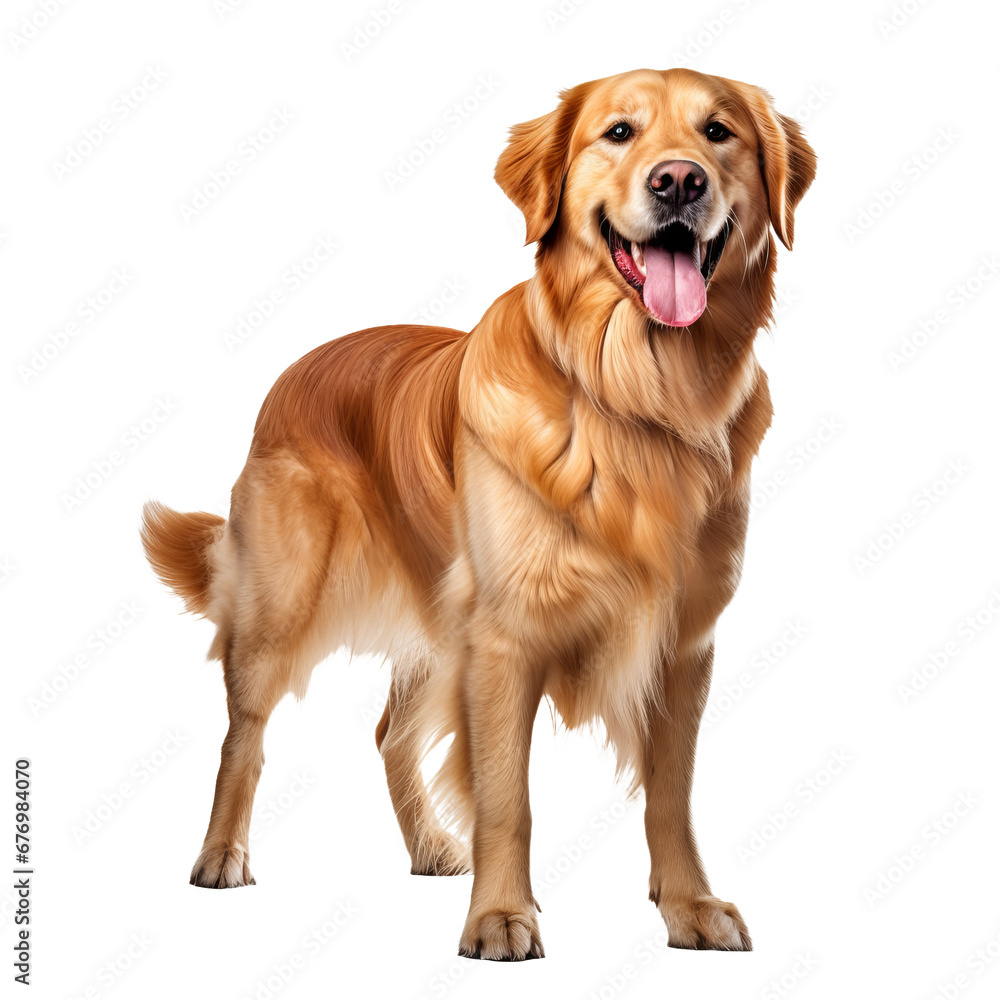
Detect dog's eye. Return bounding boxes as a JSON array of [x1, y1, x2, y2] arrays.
[[705, 121, 732, 142], [605, 122, 633, 142]]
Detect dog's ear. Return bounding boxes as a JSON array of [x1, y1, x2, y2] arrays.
[[734, 84, 816, 249], [495, 83, 592, 246]]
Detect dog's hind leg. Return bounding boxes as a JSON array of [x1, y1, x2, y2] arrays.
[[191, 614, 337, 888], [189, 645, 284, 888], [376, 659, 471, 876], [186, 450, 342, 888], [190, 602, 330, 889]]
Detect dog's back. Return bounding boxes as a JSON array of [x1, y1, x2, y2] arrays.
[[142, 323, 468, 670]]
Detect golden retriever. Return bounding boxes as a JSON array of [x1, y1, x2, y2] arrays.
[[141, 67, 815, 960]]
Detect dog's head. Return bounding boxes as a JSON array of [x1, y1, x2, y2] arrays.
[[496, 68, 816, 330]]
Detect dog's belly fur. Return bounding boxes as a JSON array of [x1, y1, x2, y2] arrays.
[[200, 319, 760, 789]]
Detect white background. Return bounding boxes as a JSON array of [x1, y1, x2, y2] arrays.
[[3, 0, 999, 998]]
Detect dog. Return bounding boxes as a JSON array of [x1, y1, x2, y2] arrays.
[[141, 67, 815, 960]]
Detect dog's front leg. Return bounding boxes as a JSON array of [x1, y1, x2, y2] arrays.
[[458, 619, 546, 960], [642, 641, 752, 950]]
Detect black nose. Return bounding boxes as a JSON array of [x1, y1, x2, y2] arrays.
[[648, 160, 708, 205]]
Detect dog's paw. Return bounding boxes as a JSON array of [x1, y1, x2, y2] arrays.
[[459, 907, 544, 961], [190, 845, 255, 889], [658, 895, 751, 951], [411, 832, 472, 876]]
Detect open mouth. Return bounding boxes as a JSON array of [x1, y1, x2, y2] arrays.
[[601, 216, 732, 327]]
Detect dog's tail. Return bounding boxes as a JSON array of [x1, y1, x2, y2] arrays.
[[140, 501, 228, 622]]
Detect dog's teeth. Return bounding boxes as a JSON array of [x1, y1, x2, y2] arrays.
[[695, 242, 705, 269], [631, 242, 646, 276]]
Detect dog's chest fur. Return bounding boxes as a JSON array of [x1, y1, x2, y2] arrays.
[[453, 420, 732, 779], [450, 314, 771, 766]]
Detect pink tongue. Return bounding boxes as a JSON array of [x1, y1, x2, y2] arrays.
[[641, 246, 706, 327]]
